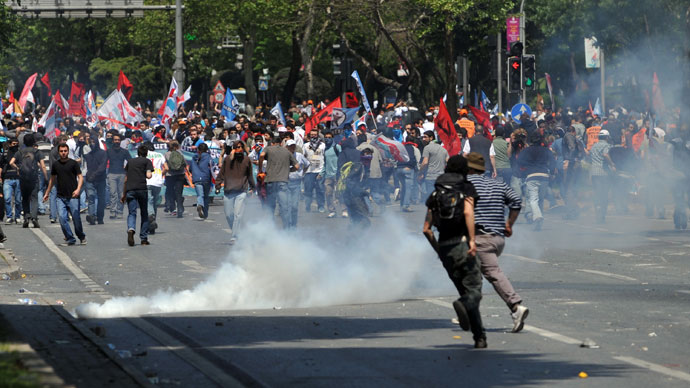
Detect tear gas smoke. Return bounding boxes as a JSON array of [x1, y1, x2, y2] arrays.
[[75, 214, 450, 318]]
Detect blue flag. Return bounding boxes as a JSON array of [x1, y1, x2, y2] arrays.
[[270, 102, 286, 126], [474, 89, 479, 108], [593, 97, 601, 117], [351, 70, 371, 113], [221, 89, 239, 122], [331, 107, 360, 129], [481, 91, 491, 110]]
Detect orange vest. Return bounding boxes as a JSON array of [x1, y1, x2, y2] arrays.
[[585, 126, 601, 151], [631, 128, 646, 153], [457, 119, 476, 138]]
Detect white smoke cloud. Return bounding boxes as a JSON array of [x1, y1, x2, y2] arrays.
[[75, 214, 450, 318]]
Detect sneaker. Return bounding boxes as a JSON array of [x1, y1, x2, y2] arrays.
[[50, 218, 57, 224], [327, 212, 336, 218], [109, 214, 117, 220], [148, 216, 157, 234], [80, 238, 87, 245], [60, 241, 77, 246], [318, 207, 325, 213], [197, 205, 205, 219], [32, 218, 40, 229], [127, 230, 135, 246], [452, 299, 471, 331], [5, 218, 13, 225], [0, 235, 7, 243], [394, 188, 401, 201], [474, 337, 488, 349], [229, 237, 237, 245], [511, 304, 529, 333], [86, 215, 95, 225], [341, 210, 349, 218], [22, 219, 29, 228], [402, 207, 413, 213], [140, 239, 150, 246]]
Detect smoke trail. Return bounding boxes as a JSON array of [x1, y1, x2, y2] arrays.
[[75, 214, 449, 318]]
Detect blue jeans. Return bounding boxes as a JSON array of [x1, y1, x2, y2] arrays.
[[85, 178, 106, 223], [3, 179, 21, 219], [287, 179, 302, 228], [194, 181, 211, 218], [126, 190, 149, 240], [396, 167, 415, 209], [38, 172, 47, 213], [266, 181, 289, 227], [49, 186, 57, 220], [223, 191, 247, 237], [147, 185, 162, 218], [56, 196, 85, 244], [525, 179, 547, 221], [423, 179, 436, 203], [303, 173, 324, 210]]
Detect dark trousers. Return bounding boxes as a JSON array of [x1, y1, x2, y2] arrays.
[[438, 241, 485, 341], [167, 174, 185, 216], [19, 178, 38, 221], [126, 189, 149, 240], [86, 177, 107, 223]]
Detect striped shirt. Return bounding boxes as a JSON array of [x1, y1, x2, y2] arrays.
[[467, 174, 522, 236]]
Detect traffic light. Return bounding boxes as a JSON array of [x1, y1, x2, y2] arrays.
[[509, 41, 523, 57], [332, 43, 343, 76], [522, 55, 536, 90], [507, 57, 522, 92]]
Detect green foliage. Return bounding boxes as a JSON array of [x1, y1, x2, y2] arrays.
[[89, 57, 159, 101]]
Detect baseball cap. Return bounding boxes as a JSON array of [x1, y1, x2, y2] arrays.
[[598, 129, 610, 137], [466, 152, 485, 172], [285, 139, 296, 147]]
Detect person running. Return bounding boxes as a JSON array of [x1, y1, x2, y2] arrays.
[[1, 137, 22, 224], [423, 155, 486, 348], [43, 143, 86, 246], [143, 141, 167, 234], [215, 140, 255, 244], [190, 142, 213, 219], [121, 145, 154, 246], [259, 136, 299, 227], [466, 152, 529, 333]]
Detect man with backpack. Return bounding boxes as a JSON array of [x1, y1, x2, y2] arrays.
[[423, 155, 487, 349], [10, 134, 47, 228], [164, 140, 186, 217], [466, 152, 529, 333]]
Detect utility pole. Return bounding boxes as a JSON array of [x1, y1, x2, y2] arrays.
[[497, 32, 503, 113], [519, 0, 526, 104], [173, 0, 186, 90], [600, 48, 606, 115], [462, 56, 468, 106]]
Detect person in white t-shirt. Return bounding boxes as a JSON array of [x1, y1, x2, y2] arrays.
[[143, 141, 168, 234], [302, 128, 326, 212]]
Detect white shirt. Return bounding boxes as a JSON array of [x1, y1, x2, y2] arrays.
[[146, 151, 166, 187], [289, 152, 310, 180], [302, 140, 325, 174]]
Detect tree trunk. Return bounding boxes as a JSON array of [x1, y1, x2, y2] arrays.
[[282, 30, 302, 108], [242, 28, 257, 108], [444, 19, 458, 122], [682, 6, 690, 125]]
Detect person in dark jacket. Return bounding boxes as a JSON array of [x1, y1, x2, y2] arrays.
[[106, 132, 131, 219], [396, 139, 418, 212], [83, 136, 108, 225], [336, 137, 361, 218], [215, 140, 255, 244], [517, 133, 556, 230], [189, 142, 213, 219]]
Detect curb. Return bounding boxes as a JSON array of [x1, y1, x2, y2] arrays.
[[0, 246, 21, 280]]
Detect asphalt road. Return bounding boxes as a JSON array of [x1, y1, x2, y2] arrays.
[[1, 196, 689, 387]]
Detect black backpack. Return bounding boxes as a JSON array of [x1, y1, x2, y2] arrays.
[[428, 183, 465, 227], [19, 149, 39, 183]]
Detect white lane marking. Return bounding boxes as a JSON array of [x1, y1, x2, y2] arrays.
[[613, 356, 690, 383], [594, 249, 634, 257], [522, 325, 581, 345], [561, 301, 591, 305], [677, 290, 690, 295], [30, 228, 109, 299], [576, 269, 638, 282], [422, 299, 581, 345], [180, 260, 212, 273], [503, 253, 549, 264]]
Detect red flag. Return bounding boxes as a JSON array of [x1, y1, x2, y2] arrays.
[[305, 98, 342, 132], [53, 91, 69, 117], [18, 73, 38, 112], [434, 99, 463, 156], [651, 72, 665, 113], [468, 105, 493, 140], [345, 92, 359, 108], [68, 82, 86, 117], [41, 73, 52, 97], [117, 70, 133, 101]]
